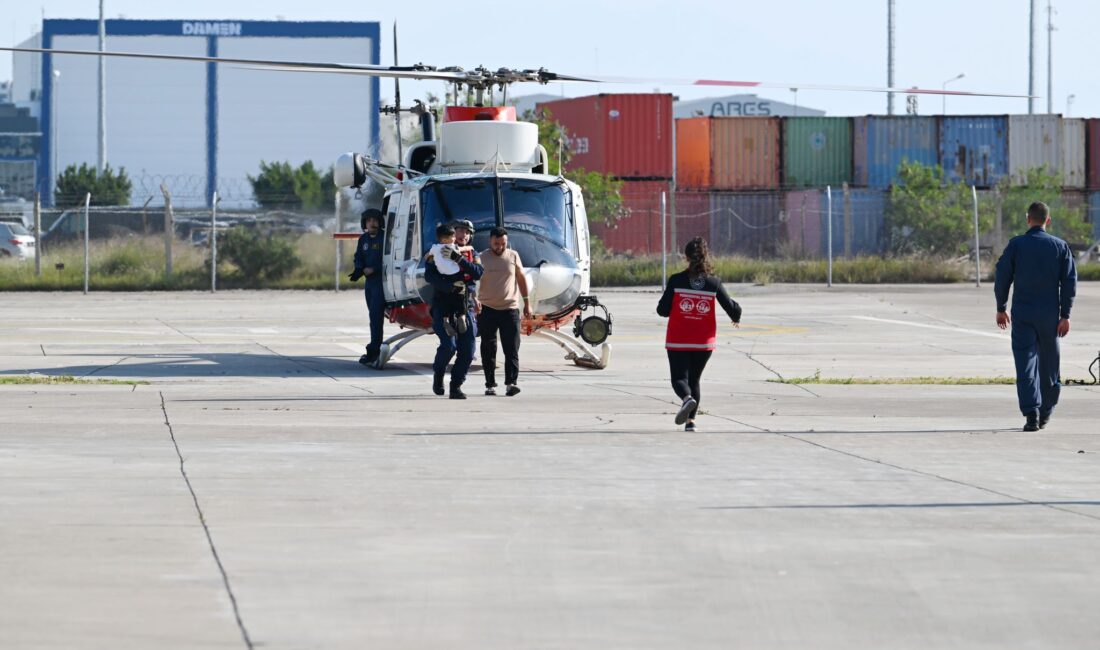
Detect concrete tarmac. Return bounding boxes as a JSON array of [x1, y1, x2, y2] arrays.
[[1, 284, 1098, 649]]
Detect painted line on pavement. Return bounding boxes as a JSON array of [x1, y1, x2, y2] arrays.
[[852, 316, 1006, 340]]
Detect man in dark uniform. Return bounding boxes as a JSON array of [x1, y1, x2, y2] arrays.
[[425, 223, 483, 399], [348, 208, 386, 365], [994, 201, 1077, 431]]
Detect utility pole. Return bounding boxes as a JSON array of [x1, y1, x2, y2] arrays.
[[1047, 0, 1054, 114], [1028, 0, 1037, 113], [887, 0, 896, 115], [97, 0, 107, 173]]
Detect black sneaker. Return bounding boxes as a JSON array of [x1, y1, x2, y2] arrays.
[[675, 397, 697, 425], [1023, 412, 1040, 432], [505, 385, 521, 397], [358, 354, 372, 365], [485, 386, 497, 396], [449, 383, 467, 400], [685, 421, 697, 432], [432, 371, 445, 396], [1039, 412, 1051, 429]]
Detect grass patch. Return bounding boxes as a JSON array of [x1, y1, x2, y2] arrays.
[[592, 255, 971, 285], [0, 374, 148, 386], [768, 372, 1015, 385]]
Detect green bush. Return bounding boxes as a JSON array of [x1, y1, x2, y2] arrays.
[[55, 163, 133, 207], [248, 160, 334, 212], [997, 167, 1092, 245], [887, 162, 995, 256], [219, 227, 301, 282]]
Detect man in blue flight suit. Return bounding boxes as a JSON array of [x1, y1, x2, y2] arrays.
[[348, 208, 386, 365], [425, 221, 483, 399], [994, 201, 1077, 431]]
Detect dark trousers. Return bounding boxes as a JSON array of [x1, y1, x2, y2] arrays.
[[432, 304, 477, 386], [364, 281, 385, 355], [667, 350, 713, 419], [479, 306, 521, 387], [1011, 315, 1061, 416]]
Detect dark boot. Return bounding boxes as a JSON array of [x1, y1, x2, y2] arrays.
[[432, 371, 445, 396], [449, 382, 467, 399], [1039, 412, 1052, 429], [1023, 412, 1040, 432]]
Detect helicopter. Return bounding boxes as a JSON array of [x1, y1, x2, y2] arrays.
[[1, 42, 1030, 370]]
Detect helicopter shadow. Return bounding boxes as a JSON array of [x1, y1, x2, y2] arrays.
[[1, 352, 436, 380]]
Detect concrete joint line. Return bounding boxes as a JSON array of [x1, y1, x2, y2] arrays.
[[83, 355, 131, 378], [779, 431, 1100, 524], [732, 345, 820, 398], [160, 392, 255, 649], [255, 342, 371, 392], [158, 318, 202, 343]]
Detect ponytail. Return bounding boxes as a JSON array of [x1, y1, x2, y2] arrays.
[[684, 237, 712, 277]]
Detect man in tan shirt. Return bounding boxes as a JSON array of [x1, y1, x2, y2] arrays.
[[478, 227, 532, 396]]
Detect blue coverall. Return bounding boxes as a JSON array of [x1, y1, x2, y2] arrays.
[[353, 230, 386, 358], [425, 254, 484, 387], [994, 225, 1077, 417]]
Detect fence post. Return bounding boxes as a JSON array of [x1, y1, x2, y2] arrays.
[[661, 191, 667, 289], [34, 192, 42, 277], [842, 181, 852, 257], [972, 185, 981, 288], [83, 193, 91, 295], [210, 191, 218, 293], [160, 184, 173, 278], [826, 186, 833, 287], [668, 178, 677, 252]]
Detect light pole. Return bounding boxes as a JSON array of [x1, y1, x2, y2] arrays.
[[51, 69, 60, 203], [1066, 94, 1075, 117], [942, 73, 964, 114]]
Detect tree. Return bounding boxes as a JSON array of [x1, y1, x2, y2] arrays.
[[886, 161, 995, 255], [997, 167, 1091, 244], [55, 163, 132, 207], [248, 160, 334, 212]]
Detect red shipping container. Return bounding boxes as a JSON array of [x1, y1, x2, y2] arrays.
[[1088, 119, 1100, 190], [674, 191, 712, 249], [536, 94, 673, 179], [784, 190, 823, 257], [591, 180, 671, 254]]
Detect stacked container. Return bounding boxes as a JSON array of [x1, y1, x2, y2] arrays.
[[708, 192, 785, 256], [939, 116, 1008, 187], [1062, 118, 1087, 189], [1087, 119, 1100, 190], [817, 189, 887, 257], [1089, 191, 1100, 242], [676, 117, 781, 190], [674, 191, 712, 249], [782, 117, 852, 187], [590, 180, 672, 254], [784, 190, 824, 256], [853, 116, 937, 188], [1008, 115, 1062, 185], [535, 94, 673, 179]]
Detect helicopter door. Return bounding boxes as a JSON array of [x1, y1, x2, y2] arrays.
[[572, 185, 592, 294], [383, 189, 422, 305], [382, 193, 402, 304]]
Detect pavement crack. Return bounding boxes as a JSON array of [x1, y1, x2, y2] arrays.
[[160, 392, 255, 649], [775, 431, 1100, 524], [158, 319, 202, 343], [82, 356, 130, 377], [255, 342, 371, 393], [39, 344, 46, 357], [729, 343, 819, 398]]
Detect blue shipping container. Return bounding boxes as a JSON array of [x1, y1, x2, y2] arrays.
[[709, 192, 785, 257], [939, 116, 1008, 187], [818, 188, 887, 257], [853, 116, 938, 187]]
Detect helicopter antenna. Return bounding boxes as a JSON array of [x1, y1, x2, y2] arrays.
[[392, 22, 403, 164]]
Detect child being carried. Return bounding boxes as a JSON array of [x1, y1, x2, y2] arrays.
[[427, 224, 475, 336]]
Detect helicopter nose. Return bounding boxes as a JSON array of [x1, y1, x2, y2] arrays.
[[525, 260, 582, 312]]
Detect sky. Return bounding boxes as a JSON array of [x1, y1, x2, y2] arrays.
[[3, 0, 1099, 118]]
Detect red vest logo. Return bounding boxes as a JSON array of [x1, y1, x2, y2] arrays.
[[695, 300, 711, 314], [679, 297, 696, 312]]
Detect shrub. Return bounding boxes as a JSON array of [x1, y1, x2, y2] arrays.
[[219, 227, 301, 281], [248, 160, 334, 212], [55, 163, 133, 207]]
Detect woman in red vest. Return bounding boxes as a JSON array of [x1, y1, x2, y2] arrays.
[[656, 237, 742, 431]]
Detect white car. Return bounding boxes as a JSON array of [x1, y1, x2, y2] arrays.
[[0, 222, 35, 260]]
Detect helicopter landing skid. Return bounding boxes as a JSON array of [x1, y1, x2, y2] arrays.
[[372, 329, 431, 369], [532, 329, 611, 369]]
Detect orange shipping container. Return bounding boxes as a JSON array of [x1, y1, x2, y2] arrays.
[[676, 117, 781, 190]]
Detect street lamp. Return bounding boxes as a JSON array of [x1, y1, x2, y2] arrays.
[[51, 69, 60, 202], [1066, 94, 1076, 117], [942, 72, 965, 114]]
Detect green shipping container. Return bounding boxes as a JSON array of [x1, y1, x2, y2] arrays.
[[782, 117, 852, 188]]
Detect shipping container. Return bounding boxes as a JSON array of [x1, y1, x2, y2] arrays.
[[1008, 115, 1062, 185], [1089, 191, 1100, 241], [590, 180, 671, 254], [939, 115, 1008, 187], [853, 116, 937, 187], [782, 117, 852, 188], [784, 189, 823, 256], [676, 117, 781, 190], [709, 192, 785, 257], [536, 94, 673, 179], [818, 188, 886, 257], [1062, 118, 1086, 189], [1087, 119, 1100, 189], [674, 191, 712, 249]]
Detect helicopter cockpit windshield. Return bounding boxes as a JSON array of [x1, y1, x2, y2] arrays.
[[420, 177, 576, 269]]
